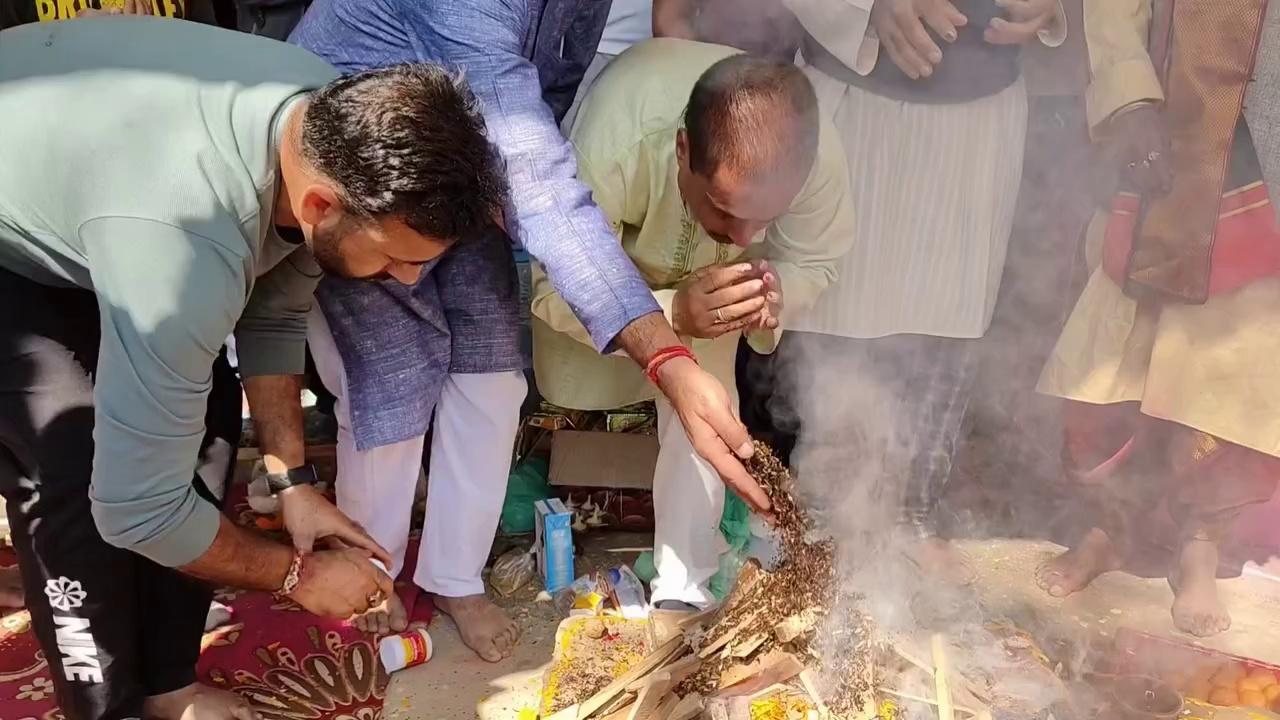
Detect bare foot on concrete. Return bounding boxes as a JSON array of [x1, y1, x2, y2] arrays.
[[1036, 527, 1121, 598], [903, 536, 977, 586], [433, 593, 520, 663], [1170, 538, 1232, 637], [352, 589, 408, 636], [144, 682, 259, 720], [0, 566, 23, 608]]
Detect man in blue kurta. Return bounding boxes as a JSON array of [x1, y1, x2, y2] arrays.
[[290, 0, 771, 662]]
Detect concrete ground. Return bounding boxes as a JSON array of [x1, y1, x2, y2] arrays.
[[965, 539, 1280, 667], [385, 537, 1280, 719]]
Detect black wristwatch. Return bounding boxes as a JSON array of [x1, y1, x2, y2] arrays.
[[265, 464, 318, 495]]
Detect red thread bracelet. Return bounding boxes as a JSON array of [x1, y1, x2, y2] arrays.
[[644, 345, 697, 385]]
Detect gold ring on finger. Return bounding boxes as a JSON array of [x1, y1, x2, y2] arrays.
[[715, 308, 725, 324]]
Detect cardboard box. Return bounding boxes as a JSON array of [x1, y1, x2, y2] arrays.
[[549, 430, 659, 490], [534, 498, 575, 593]]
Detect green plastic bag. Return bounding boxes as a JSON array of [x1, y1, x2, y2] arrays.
[[499, 457, 551, 535], [708, 492, 751, 600], [634, 550, 657, 584], [635, 493, 750, 600]]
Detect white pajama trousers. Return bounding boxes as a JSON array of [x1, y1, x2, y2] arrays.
[[650, 397, 729, 608], [307, 306, 525, 598]]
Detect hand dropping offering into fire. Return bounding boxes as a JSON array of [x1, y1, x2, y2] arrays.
[[672, 260, 783, 339]]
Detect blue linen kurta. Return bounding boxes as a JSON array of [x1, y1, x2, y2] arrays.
[[290, 0, 661, 450]]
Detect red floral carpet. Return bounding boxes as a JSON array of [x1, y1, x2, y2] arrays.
[[0, 484, 431, 720]]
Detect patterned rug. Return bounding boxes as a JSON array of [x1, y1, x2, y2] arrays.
[[0, 483, 431, 720]]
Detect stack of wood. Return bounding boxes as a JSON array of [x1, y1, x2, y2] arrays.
[[545, 443, 877, 720], [542, 443, 1067, 720]]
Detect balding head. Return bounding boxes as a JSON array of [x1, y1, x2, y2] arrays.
[[677, 54, 820, 247], [685, 54, 819, 184]]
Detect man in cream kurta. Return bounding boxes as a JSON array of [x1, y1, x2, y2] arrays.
[[532, 38, 855, 608]]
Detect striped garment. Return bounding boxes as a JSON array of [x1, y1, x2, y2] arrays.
[[790, 72, 1028, 340]]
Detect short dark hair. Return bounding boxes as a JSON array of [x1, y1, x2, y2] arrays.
[[684, 55, 819, 182], [300, 64, 508, 241]]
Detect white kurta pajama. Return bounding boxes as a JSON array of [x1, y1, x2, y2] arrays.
[[782, 0, 1065, 340], [791, 74, 1027, 339], [308, 307, 525, 597], [761, 0, 1065, 535]]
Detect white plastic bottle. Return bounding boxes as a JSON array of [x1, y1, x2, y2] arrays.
[[378, 628, 434, 673]]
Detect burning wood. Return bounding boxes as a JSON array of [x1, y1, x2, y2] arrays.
[[672, 442, 877, 716], [541, 443, 921, 719]]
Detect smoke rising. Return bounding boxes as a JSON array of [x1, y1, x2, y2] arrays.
[[740, 92, 1097, 718]]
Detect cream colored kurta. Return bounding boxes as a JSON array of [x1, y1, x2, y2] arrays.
[[1037, 0, 1280, 459], [531, 39, 856, 411]]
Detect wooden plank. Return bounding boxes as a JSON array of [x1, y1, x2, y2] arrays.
[[731, 634, 768, 659], [598, 692, 637, 718], [575, 636, 684, 718], [599, 699, 637, 720], [651, 693, 681, 720], [698, 609, 762, 659], [649, 605, 716, 647], [625, 653, 702, 693], [721, 560, 764, 608], [669, 693, 704, 720], [719, 651, 806, 696], [625, 670, 672, 720]]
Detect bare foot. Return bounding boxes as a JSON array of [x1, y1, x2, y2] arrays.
[[903, 537, 976, 586], [144, 682, 259, 720], [352, 589, 408, 636], [433, 593, 520, 663], [1036, 528, 1121, 598], [0, 566, 23, 609], [1170, 538, 1231, 637]]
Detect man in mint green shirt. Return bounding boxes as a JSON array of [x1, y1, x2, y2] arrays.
[[0, 17, 506, 720]]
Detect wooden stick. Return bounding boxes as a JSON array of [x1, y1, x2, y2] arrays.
[[599, 692, 637, 718], [625, 670, 671, 720], [893, 637, 993, 708], [649, 694, 681, 720], [574, 636, 684, 718], [731, 634, 768, 659], [931, 634, 954, 720], [890, 639, 934, 675], [624, 653, 700, 693], [719, 651, 805, 696], [699, 621, 749, 659], [669, 693, 704, 720], [599, 700, 638, 720]]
